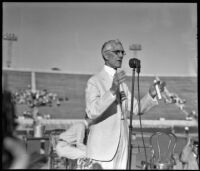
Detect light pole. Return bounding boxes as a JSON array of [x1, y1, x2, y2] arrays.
[[129, 44, 142, 58], [3, 33, 18, 68]]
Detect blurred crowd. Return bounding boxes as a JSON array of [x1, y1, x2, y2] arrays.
[[162, 87, 186, 106], [12, 85, 65, 108], [10, 85, 70, 120], [161, 87, 197, 121]]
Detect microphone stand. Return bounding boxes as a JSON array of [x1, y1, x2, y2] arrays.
[[136, 61, 148, 170], [127, 63, 137, 170]]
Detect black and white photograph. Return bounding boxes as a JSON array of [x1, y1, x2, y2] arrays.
[[2, 2, 198, 169]]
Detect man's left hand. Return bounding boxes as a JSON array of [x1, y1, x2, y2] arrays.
[[149, 80, 166, 99]]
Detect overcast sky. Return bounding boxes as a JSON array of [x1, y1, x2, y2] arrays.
[[3, 2, 197, 76]]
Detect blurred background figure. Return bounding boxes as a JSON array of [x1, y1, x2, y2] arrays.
[[56, 121, 88, 160], [180, 137, 199, 170], [2, 89, 30, 169], [55, 119, 102, 169]]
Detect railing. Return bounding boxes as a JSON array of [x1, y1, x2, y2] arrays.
[[16, 118, 197, 131]]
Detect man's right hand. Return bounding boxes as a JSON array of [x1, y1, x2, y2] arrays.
[[110, 70, 126, 95]]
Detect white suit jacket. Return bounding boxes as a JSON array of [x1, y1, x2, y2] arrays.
[[85, 67, 158, 161]]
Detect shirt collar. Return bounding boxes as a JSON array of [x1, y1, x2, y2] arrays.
[[84, 120, 88, 128], [104, 65, 116, 78]]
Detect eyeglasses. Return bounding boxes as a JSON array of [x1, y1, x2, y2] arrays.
[[105, 50, 126, 56]]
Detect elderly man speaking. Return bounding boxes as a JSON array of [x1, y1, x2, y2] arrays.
[[85, 39, 165, 169]]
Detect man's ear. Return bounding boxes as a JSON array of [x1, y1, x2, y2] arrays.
[[103, 52, 109, 61]]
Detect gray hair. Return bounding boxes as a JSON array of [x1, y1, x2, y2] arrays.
[[101, 39, 122, 59]]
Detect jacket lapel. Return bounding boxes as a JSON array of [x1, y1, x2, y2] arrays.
[[98, 68, 113, 90]]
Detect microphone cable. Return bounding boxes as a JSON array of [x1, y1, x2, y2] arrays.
[[136, 71, 148, 169]]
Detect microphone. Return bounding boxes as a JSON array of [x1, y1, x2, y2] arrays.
[[154, 76, 162, 99], [119, 84, 127, 102], [129, 58, 139, 68], [129, 44, 142, 70]]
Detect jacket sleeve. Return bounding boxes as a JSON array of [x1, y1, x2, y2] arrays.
[[85, 77, 116, 119], [123, 83, 158, 115]]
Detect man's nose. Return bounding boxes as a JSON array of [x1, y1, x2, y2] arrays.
[[118, 53, 124, 58]]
